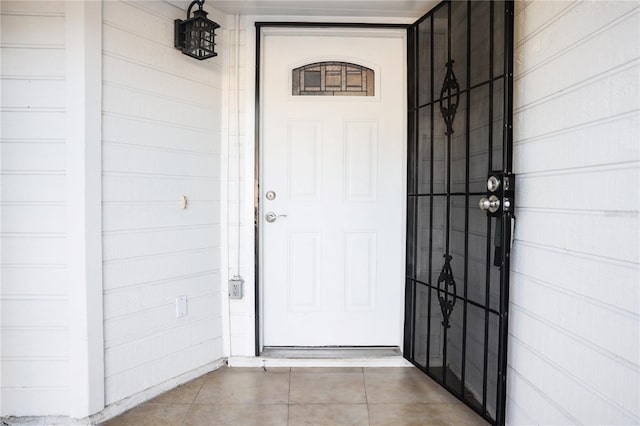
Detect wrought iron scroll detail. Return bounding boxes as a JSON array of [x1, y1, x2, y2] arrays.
[[437, 254, 457, 328], [439, 60, 460, 136]]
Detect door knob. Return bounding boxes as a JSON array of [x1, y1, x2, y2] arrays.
[[265, 212, 287, 223], [479, 195, 500, 213]]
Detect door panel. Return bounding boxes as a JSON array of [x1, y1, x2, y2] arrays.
[[262, 30, 405, 347], [288, 120, 322, 201], [405, 2, 515, 425]]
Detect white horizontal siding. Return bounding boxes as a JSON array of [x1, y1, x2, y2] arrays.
[[101, 0, 225, 406], [103, 247, 220, 292], [103, 202, 221, 231], [1, 299, 68, 328], [1, 79, 66, 109], [0, 49, 65, 77], [508, 1, 640, 425], [102, 141, 220, 177], [104, 336, 223, 404], [1, 174, 65, 202], [103, 113, 222, 154], [103, 226, 220, 261], [1, 142, 66, 171], [0, 111, 65, 139], [2, 328, 69, 358], [102, 82, 222, 133], [1, 266, 67, 296], [0, 0, 69, 416], [103, 174, 221, 202], [103, 272, 220, 321], [1, 389, 69, 418], [1, 236, 66, 265]]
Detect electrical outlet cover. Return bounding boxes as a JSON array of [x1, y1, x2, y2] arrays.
[[229, 277, 243, 299], [176, 295, 187, 317]]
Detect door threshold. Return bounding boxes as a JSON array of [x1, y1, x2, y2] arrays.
[[227, 346, 411, 368], [261, 346, 402, 359]]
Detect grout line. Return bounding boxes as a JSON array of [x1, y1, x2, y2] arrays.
[[192, 373, 207, 405], [363, 367, 371, 425], [181, 374, 208, 425], [287, 367, 292, 425]]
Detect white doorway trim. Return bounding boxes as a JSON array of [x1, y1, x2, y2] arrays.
[[255, 23, 409, 355]]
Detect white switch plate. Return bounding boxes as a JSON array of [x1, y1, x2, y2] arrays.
[[176, 295, 187, 317]]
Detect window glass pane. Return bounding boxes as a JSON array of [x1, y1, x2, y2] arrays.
[[292, 62, 374, 96]]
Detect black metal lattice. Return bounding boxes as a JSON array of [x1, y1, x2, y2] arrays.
[[404, 2, 515, 425]]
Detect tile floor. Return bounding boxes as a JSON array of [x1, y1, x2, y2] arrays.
[[102, 367, 487, 426]]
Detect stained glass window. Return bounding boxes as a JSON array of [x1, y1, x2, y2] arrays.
[[292, 62, 374, 96]]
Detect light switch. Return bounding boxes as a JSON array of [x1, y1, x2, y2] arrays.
[[176, 295, 187, 317]]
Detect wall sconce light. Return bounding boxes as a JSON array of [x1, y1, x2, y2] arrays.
[[174, 0, 220, 60]]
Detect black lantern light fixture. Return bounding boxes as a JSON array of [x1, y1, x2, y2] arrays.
[[174, 0, 220, 60]]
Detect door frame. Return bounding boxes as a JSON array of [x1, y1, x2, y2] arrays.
[[254, 22, 410, 355]]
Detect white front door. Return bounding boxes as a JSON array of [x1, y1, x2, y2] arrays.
[[261, 28, 406, 347]]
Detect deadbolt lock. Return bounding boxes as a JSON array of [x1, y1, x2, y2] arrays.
[[487, 175, 501, 192], [480, 171, 516, 216]]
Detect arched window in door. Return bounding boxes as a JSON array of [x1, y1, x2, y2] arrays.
[[292, 61, 374, 96]]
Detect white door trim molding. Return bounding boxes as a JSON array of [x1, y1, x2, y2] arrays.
[[254, 22, 408, 354]]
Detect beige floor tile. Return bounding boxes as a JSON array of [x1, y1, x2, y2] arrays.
[[291, 367, 363, 374], [288, 404, 369, 426], [101, 403, 190, 426], [102, 366, 488, 426], [183, 403, 288, 426], [363, 367, 417, 375], [429, 403, 489, 425], [290, 372, 366, 404], [368, 403, 487, 426], [147, 376, 205, 404], [364, 369, 460, 404], [195, 371, 290, 404], [213, 367, 291, 374]]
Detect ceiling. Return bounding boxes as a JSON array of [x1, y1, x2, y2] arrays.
[[178, 0, 439, 19]]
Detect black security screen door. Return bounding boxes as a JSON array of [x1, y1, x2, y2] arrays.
[[404, 1, 515, 425]]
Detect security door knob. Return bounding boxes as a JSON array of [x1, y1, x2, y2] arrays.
[[479, 195, 500, 213], [265, 212, 287, 223]]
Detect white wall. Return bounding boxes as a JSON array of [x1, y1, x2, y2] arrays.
[[0, 1, 71, 416], [508, 1, 639, 424], [1, 0, 228, 418], [101, 0, 226, 405]]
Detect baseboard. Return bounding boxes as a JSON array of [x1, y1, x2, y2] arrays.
[[1, 358, 227, 426]]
